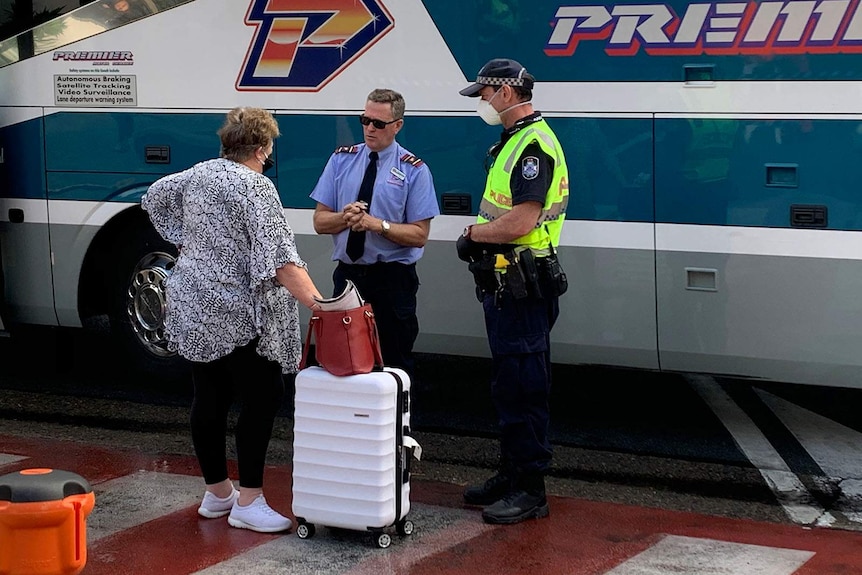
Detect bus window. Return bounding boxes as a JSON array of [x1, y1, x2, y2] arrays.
[[0, 0, 192, 67]]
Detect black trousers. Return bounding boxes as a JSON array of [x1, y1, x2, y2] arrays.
[[190, 339, 284, 488], [482, 286, 559, 479], [333, 261, 419, 377]]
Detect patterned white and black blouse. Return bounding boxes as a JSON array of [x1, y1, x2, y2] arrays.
[[142, 158, 305, 373]]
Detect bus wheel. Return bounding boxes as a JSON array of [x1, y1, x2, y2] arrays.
[[125, 251, 175, 359], [108, 223, 187, 379]]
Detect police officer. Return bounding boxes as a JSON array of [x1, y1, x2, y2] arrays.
[[456, 59, 569, 524], [310, 88, 440, 378]]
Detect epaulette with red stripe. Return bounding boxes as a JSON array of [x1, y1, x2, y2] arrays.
[[400, 153, 423, 167], [334, 145, 359, 154]]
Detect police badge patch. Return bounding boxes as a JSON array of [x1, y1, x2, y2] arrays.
[[522, 156, 539, 180]]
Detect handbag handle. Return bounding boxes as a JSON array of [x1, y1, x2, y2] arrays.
[[364, 308, 385, 369], [299, 308, 385, 371], [299, 316, 315, 370]]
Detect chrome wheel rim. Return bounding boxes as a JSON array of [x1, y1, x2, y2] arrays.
[[126, 251, 175, 358]]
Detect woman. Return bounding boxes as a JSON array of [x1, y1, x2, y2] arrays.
[[142, 107, 322, 533]]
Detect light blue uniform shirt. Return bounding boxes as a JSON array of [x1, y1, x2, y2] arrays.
[[310, 141, 440, 265]]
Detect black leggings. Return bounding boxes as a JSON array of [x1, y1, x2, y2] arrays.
[[190, 339, 284, 488]]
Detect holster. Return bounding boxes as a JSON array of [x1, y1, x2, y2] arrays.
[[538, 255, 568, 297], [505, 261, 528, 299], [517, 249, 542, 298], [468, 256, 500, 300]]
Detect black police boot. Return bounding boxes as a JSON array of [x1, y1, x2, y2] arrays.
[[481, 490, 549, 524], [463, 472, 515, 506], [481, 474, 549, 525]]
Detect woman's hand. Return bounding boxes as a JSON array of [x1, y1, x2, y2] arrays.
[[275, 263, 323, 310]]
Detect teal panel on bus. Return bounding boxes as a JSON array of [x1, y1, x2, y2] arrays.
[[422, 0, 862, 82], [40, 110, 653, 224], [655, 118, 862, 230], [0, 117, 46, 199], [275, 113, 654, 222], [394, 116, 499, 215], [47, 172, 159, 203], [549, 116, 654, 222], [274, 113, 503, 210], [46, 170, 280, 205], [44, 112, 224, 173], [273, 114, 349, 209]]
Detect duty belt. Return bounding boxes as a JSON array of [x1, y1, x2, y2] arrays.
[[468, 249, 567, 305]]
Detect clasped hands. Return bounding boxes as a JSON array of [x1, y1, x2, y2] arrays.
[[342, 201, 378, 233]]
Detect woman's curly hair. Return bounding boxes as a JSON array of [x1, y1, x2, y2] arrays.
[[218, 107, 280, 162]]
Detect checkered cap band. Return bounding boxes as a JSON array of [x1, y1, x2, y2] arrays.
[[476, 75, 527, 87]]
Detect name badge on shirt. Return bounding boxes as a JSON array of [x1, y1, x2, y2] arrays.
[[390, 167, 406, 181]]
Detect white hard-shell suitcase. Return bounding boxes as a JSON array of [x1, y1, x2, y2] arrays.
[[291, 366, 421, 548]]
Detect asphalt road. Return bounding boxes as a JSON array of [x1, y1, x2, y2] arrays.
[[3, 325, 860, 527]]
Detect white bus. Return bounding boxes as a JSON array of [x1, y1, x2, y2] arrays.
[[2, 0, 862, 387]]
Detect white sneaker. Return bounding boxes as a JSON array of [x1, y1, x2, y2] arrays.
[[228, 495, 292, 533], [197, 486, 239, 518]]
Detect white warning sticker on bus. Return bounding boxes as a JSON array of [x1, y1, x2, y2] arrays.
[[54, 75, 137, 107]]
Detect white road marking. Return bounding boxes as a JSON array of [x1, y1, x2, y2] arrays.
[[0, 453, 28, 468], [756, 390, 862, 523], [604, 535, 814, 574], [0, 456, 829, 574], [755, 390, 862, 479], [87, 470, 203, 542], [688, 375, 834, 526], [191, 504, 493, 575]]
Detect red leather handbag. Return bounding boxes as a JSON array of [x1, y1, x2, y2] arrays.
[[299, 303, 384, 376]]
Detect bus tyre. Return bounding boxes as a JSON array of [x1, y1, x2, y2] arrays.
[[109, 224, 187, 379]]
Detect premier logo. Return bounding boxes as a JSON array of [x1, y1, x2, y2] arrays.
[[237, 0, 394, 91], [53, 51, 134, 61], [545, 1, 862, 56]]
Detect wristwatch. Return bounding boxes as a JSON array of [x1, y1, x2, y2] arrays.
[[380, 220, 391, 236], [463, 224, 473, 239]]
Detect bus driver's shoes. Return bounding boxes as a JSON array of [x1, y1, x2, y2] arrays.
[[482, 490, 549, 525], [464, 472, 514, 506]]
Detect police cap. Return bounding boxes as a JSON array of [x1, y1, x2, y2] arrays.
[[459, 58, 535, 97]]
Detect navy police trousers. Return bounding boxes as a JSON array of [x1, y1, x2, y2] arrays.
[[482, 288, 560, 477]]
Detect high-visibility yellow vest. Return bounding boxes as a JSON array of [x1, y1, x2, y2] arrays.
[[477, 119, 569, 253]]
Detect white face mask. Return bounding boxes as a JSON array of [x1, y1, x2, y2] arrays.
[[477, 89, 503, 126]]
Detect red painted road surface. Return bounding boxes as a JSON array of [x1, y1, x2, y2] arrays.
[[1, 433, 861, 575]]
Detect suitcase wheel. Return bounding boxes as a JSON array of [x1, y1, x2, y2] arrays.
[[396, 518, 414, 537], [373, 532, 392, 549], [296, 522, 316, 539]]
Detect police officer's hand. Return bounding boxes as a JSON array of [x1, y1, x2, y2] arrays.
[[456, 234, 480, 262]]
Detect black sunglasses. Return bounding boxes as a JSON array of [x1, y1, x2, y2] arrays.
[[359, 114, 399, 129]]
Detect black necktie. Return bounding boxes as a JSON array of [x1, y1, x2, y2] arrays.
[[346, 151, 378, 262]]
